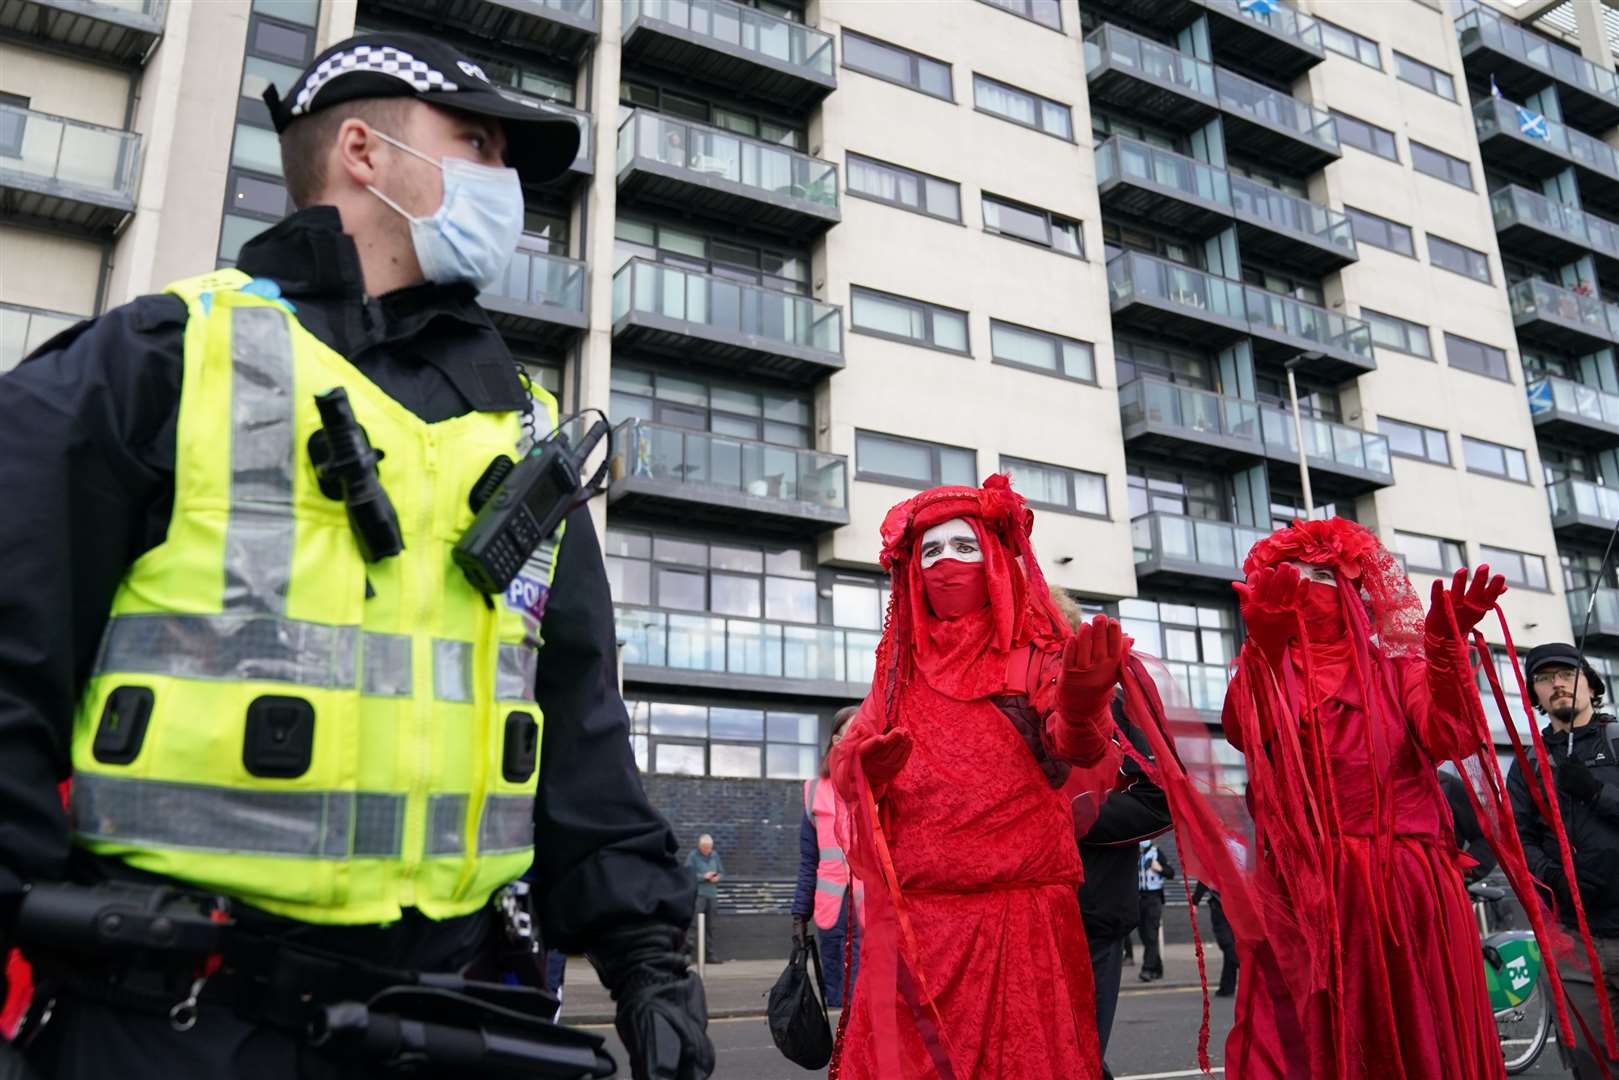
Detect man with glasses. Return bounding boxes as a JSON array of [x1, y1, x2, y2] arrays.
[[1506, 643, 1619, 1079]]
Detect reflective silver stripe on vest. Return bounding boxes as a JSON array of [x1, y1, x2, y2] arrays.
[[496, 643, 537, 702], [819, 846, 844, 860], [433, 640, 474, 703], [815, 880, 847, 898], [423, 793, 534, 856], [224, 306, 296, 615], [425, 793, 468, 856], [361, 632, 412, 697], [96, 613, 358, 689], [73, 774, 404, 858]]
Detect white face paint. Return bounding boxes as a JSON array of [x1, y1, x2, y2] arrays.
[[919, 517, 983, 569], [1286, 559, 1337, 588]]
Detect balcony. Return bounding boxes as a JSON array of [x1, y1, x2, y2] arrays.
[[1456, 7, 1619, 133], [0, 301, 80, 372], [616, 605, 878, 699], [1229, 173, 1356, 274], [1215, 66, 1339, 173], [544, 103, 593, 186], [479, 241, 587, 345], [361, 0, 598, 59], [1257, 403, 1394, 496], [1548, 478, 1619, 545], [1240, 282, 1375, 380], [0, 0, 165, 66], [1474, 96, 1619, 216], [1118, 378, 1265, 464], [1096, 136, 1233, 234], [1527, 373, 1619, 447], [1567, 587, 1619, 649], [620, 0, 835, 111], [1491, 184, 1596, 266], [1195, 0, 1323, 80], [615, 110, 838, 239], [1508, 277, 1617, 354], [1107, 250, 1250, 345], [0, 104, 140, 234], [1083, 24, 1220, 133], [607, 419, 849, 532], [611, 258, 843, 382], [1132, 511, 1268, 586]]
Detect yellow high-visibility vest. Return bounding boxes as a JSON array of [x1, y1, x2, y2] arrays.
[[69, 269, 561, 925]]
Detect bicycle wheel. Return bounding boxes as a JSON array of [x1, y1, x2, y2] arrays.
[[1499, 977, 1551, 1074]]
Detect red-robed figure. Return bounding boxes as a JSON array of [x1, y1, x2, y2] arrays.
[[827, 477, 1128, 1080], [1221, 517, 1526, 1080]]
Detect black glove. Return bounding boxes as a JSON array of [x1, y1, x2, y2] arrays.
[[1557, 758, 1604, 806], [791, 913, 810, 950], [587, 924, 714, 1080]]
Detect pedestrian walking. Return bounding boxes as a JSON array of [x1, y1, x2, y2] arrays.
[[1507, 643, 1619, 1079], [0, 31, 711, 1080], [1136, 839, 1175, 982], [792, 707, 863, 1008], [686, 835, 725, 964], [1192, 882, 1238, 997]]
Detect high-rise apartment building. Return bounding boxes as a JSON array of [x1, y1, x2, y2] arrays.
[[2, 0, 1613, 955]]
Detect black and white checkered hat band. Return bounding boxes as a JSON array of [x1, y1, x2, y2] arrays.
[[289, 44, 458, 117]]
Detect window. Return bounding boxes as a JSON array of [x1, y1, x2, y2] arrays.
[[1410, 141, 1472, 189], [1479, 545, 1549, 590], [846, 153, 961, 222], [1429, 235, 1491, 283], [1330, 109, 1398, 161], [1117, 597, 1235, 711], [856, 431, 976, 488], [979, 0, 1061, 30], [468, 48, 575, 105], [608, 367, 812, 447], [1462, 436, 1530, 482], [1379, 417, 1449, 464], [990, 320, 1095, 382], [0, 92, 29, 158], [1392, 530, 1466, 574], [842, 30, 952, 100], [604, 528, 819, 624], [829, 573, 890, 630], [1361, 308, 1432, 359], [973, 74, 1073, 140], [1241, 266, 1323, 306], [981, 193, 1082, 257], [614, 217, 808, 293], [1394, 51, 1457, 102], [624, 699, 822, 779], [1127, 465, 1228, 520], [617, 80, 803, 149], [851, 286, 969, 353], [1444, 332, 1511, 381], [1114, 336, 1213, 388], [1001, 456, 1108, 517], [1345, 206, 1416, 257], [1317, 17, 1380, 68]]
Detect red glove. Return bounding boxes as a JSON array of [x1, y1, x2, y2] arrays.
[[830, 721, 913, 802], [1233, 564, 1303, 662], [1425, 566, 1507, 642], [1053, 615, 1133, 762]]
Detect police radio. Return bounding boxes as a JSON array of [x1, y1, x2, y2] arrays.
[[454, 413, 611, 596]]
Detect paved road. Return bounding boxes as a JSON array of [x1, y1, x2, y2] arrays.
[[581, 979, 1575, 1078]]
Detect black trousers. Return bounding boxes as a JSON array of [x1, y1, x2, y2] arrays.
[[1089, 932, 1125, 1080], [1137, 891, 1165, 976], [688, 894, 721, 962]]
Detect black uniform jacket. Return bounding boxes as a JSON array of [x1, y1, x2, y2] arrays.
[[0, 207, 692, 965], [1077, 699, 1174, 942]]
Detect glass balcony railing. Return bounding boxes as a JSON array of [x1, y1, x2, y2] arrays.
[[1230, 173, 1354, 255], [1083, 24, 1217, 101], [1507, 277, 1613, 340], [611, 419, 848, 515], [1258, 403, 1392, 477], [1586, 211, 1619, 260], [611, 257, 843, 357], [1242, 283, 1374, 361], [0, 302, 80, 372], [1528, 373, 1619, 428], [621, 0, 835, 78], [616, 109, 838, 210], [1491, 184, 1590, 247], [1457, 7, 1619, 111], [1107, 250, 1247, 323], [1203, 0, 1322, 54], [1548, 477, 1619, 523], [1096, 135, 1231, 206], [1214, 66, 1338, 152], [1132, 511, 1268, 577], [1474, 97, 1619, 181], [1119, 377, 1263, 442], [616, 605, 879, 686], [0, 104, 141, 203], [534, 0, 595, 20], [482, 241, 586, 319], [1567, 587, 1619, 637]]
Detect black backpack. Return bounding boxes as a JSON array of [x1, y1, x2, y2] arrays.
[[766, 937, 834, 1068]]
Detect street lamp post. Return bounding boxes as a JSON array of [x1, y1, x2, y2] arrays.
[[1285, 353, 1322, 517]]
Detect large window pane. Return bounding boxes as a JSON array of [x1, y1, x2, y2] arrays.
[[940, 447, 977, 486], [658, 568, 707, 610], [858, 432, 931, 480], [833, 582, 884, 629], [766, 576, 817, 623], [654, 743, 706, 775], [710, 743, 762, 777], [709, 572, 761, 617], [651, 702, 707, 737]]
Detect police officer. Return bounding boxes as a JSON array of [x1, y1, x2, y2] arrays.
[[0, 32, 712, 1079], [1507, 642, 1619, 1080]]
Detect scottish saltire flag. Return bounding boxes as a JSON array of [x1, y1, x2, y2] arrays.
[[1240, 0, 1280, 13], [1518, 107, 1550, 140], [1490, 74, 1503, 99]]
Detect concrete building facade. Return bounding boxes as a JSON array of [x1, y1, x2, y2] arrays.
[[2, 0, 1615, 954]]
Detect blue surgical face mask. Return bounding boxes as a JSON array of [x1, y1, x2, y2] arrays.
[[366, 130, 524, 292]]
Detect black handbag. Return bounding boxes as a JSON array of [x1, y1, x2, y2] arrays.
[[766, 935, 834, 1068]]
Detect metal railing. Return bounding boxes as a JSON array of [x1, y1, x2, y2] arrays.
[[611, 419, 848, 513], [611, 257, 842, 357], [1083, 24, 1217, 100], [1586, 211, 1619, 260], [615, 605, 880, 686], [1203, 0, 1322, 53], [1457, 7, 1619, 109], [1132, 511, 1268, 577], [616, 109, 837, 209], [1214, 66, 1338, 152], [1548, 477, 1619, 523], [1241, 282, 1373, 360], [1108, 250, 1246, 322], [1567, 587, 1619, 636], [0, 302, 80, 372], [1491, 184, 1590, 247], [1508, 277, 1613, 340], [483, 242, 586, 316], [1258, 403, 1392, 477], [534, 0, 595, 19], [1119, 378, 1262, 443], [1474, 96, 1619, 182], [1229, 173, 1354, 255], [1096, 135, 1230, 206], [1528, 373, 1619, 428], [622, 0, 835, 77], [0, 103, 141, 201]]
